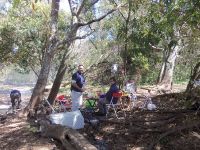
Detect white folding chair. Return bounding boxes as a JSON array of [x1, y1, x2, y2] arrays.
[[130, 92, 138, 109], [106, 91, 126, 119]]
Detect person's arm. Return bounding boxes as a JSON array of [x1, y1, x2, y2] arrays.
[[71, 74, 85, 92], [72, 82, 84, 91]]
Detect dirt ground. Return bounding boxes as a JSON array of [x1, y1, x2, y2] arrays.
[[0, 84, 200, 150], [0, 84, 56, 150]]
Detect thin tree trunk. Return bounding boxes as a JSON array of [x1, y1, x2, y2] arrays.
[[28, 53, 52, 110], [47, 50, 69, 104], [47, 25, 79, 104], [123, 1, 131, 78], [185, 62, 200, 93], [157, 51, 166, 83]]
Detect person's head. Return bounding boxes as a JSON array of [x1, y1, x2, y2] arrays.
[[109, 77, 116, 84], [78, 64, 84, 74]]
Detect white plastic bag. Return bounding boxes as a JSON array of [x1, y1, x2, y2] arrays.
[[147, 103, 157, 110], [49, 110, 84, 129], [0, 105, 10, 114], [146, 98, 156, 110]]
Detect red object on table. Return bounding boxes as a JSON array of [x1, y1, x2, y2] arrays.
[[56, 95, 71, 108], [57, 95, 65, 100]]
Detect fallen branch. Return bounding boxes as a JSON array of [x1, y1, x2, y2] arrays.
[[148, 121, 200, 150], [128, 128, 166, 133], [40, 123, 97, 150]]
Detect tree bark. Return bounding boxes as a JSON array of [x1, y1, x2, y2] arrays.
[[40, 123, 97, 150], [28, 53, 53, 110], [185, 62, 200, 93], [157, 42, 181, 90], [47, 49, 69, 105], [185, 62, 200, 102], [157, 51, 166, 83]]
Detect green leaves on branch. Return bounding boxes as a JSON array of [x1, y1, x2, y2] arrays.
[[13, 0, 21, 8]]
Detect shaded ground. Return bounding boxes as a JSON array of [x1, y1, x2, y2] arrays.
[[0, 84, 56, 150], [80, 84, 200, 150], [1, 83, 200, 150], [0, 116, 56, 150]]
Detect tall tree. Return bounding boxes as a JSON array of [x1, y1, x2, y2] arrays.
[[146, 1, 185, 90], [27, 0, 124, 112], [27, 0, 60, 113]]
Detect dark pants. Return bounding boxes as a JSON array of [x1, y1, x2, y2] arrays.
[[98, 98, 109, 114]]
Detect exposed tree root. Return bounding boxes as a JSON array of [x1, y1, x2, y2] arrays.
[[137, 109, 196, 114], [148, 121, 200, 150]]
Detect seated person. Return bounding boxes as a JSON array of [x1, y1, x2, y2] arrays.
[[96, 77, 119, 116]]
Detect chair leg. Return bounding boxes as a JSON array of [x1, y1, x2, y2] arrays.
[[119, 101, 126, 118], [106, 105, 111, 118], [113, 106, 118, 119], [120, 105, 126, 118]]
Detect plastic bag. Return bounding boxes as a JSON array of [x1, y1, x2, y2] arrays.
[[49, 110, 84, 129]]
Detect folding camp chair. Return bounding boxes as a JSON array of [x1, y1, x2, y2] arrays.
[[106, 91, 126, 119], [55, 95, 71, 112]]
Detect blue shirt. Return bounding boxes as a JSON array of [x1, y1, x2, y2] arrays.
[[106, 83, 119, 103], [71, 71, 85, 92]]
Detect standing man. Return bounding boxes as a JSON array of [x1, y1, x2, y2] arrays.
[[71, 64, 85, 111]]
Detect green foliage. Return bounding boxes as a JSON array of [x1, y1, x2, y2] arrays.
[[131, 52, 149, 71], [1, 0, 200, 86], [0, 1, 70, 74], [13, 0, 21, 8], [0, 25, 16, 63]]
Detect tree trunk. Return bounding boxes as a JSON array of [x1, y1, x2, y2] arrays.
[[47, 24, 79, 104], [28, 53, 53, 110], [26, 0, 60, 113], [47, 50, 69, 105], [157, 43, 181, 90], [185, 62, 200, 94], [157, 52, 166, 83]]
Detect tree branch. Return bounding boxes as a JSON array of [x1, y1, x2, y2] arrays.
[[68, 0, 75, 16], [149, 43, 164, 51], [110, 0, 126, 20], [81, 0, 100, 14], [77, 3, 124, 27], [76, 0, 86, 17], [72, 30, 95, 41]]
